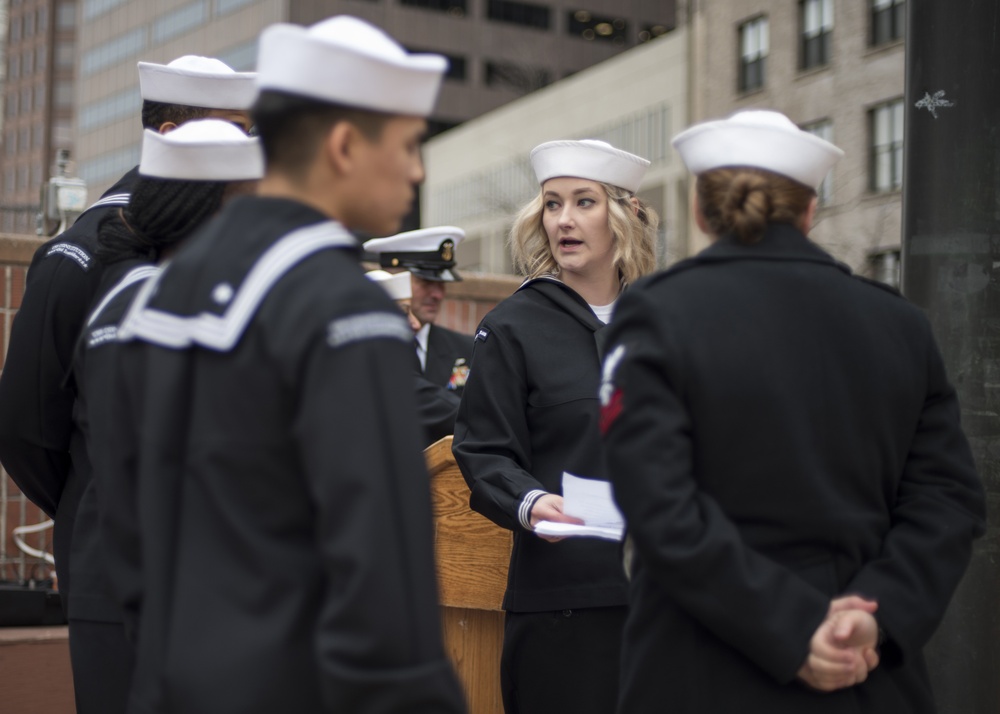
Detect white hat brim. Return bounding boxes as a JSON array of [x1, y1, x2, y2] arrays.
[[530, 140, 650, 193], [256, 22, 446, 116], [672, 119, 844, 190], [138, 62, 257, 109], [366, 270, 412, 300], [139, 123, 264, 181]]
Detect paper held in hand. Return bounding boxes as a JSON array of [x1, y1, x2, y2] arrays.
[[533, 472, 625, 541]]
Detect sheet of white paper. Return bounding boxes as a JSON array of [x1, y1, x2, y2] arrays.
[[560, 472, 625, 529], [534, 472, 625, 541], [533, 521, 623, 541]]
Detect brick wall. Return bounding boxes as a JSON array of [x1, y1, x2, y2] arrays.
[[434, 274, 521, 335], [0, 234, 53, 585]]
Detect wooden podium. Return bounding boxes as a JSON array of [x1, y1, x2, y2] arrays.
[[425, 437, 512, 714]]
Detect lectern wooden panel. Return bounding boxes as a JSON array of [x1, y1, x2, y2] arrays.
[[425, 436, 512, 714]]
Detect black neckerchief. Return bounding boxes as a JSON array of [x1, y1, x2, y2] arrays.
[[519, 276, 613, 356]]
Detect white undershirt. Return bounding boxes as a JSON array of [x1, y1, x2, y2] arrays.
[[589, 300, 617, 324]]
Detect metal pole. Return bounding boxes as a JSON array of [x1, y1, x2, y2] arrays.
[[901, 2, 1000, 712]]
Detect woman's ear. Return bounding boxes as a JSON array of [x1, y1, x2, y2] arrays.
[[799, 196, 819, 234], [158, 121, 178, 134], [323, 121, 356, 176], [629, 195, 640, 216]]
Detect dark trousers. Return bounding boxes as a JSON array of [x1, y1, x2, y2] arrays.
[[501, 606, 626, 714], [69, 619, 134, 714]]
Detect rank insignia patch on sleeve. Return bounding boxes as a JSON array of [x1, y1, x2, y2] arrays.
[[599, 344, 626, 435]]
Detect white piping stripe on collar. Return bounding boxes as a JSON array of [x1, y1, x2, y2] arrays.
[[86, 265, 161, 327], [122, 221, 357, 352], [86, 193, 131, 209]]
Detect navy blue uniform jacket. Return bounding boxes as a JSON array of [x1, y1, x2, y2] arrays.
[[601, 224, 986, 713]]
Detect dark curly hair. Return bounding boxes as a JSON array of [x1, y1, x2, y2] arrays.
[[140, 100, 213, 130], [96, 177, 228, 264]]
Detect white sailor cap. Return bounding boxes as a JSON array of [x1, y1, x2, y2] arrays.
[[139, 119, 264, 181], [256, 16, 447, 117], [363, 226, 465, 282], [671, 110, 844, 190], [138, 56, 257, 110], [530, 140, 650, 194], [365, 269, 412, 301]]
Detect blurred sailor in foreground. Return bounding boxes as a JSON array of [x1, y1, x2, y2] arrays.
[[600, 110, 986, 713], [118, 16, 466, 714]]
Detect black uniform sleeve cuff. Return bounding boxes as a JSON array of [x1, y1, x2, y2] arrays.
[[518, 489, 549, 530]]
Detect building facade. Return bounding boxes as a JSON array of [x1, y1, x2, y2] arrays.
[[0, 0, 76, 235], [690, 0, 906, 280], [422, 28, 689, 274], [72, 0, 675, 203], [423, 0, 905, 281]]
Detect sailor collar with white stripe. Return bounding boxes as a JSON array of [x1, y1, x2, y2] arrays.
[[87, 264, 162, 327], [119, 221, 357, 351]]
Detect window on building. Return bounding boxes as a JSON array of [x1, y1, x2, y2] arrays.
[[23, 48, 34, 76], [53, 120, 71, 147], [488, 0, 550, 29], [37, 45, 47, 71], [33, 125, 44, 148], [21, 87, 32, 113], [35, 84, 46, 110], [425, 119, 460, 139], [57, 2, 76, 29], [81, 27, 147, 76], [152, 2, 207, 45], [870, 99, 904, 192], [54, 80, 73, 108], [399, 0, 466, 17], [56, 42, 75, 67], [800, 0, 832, 69], [214, 0, 256, 15], [217, 41, 257, 72], [738, 16, 768, 92], [24, 10, 34, 37], [802, 119, 834, 204], [7, 93, 18, 118], [568, 10, 626, 43], [38, 6, 48, 32], [9, 54, 20, 80], [83, 0, 128, 22], [5, 130, 16, 155], [483, 60, 550, 93], [638, 22, 673, 43], [870, 248, 901, 288], [409, 48, 467, 81], [871, 0, 905, 46], [10, 15, 21, 42], [444, 55, 467, 81]]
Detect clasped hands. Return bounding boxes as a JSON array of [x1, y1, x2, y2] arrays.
[[531, 495, 881, 692], [797, 595, 880, 692]]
